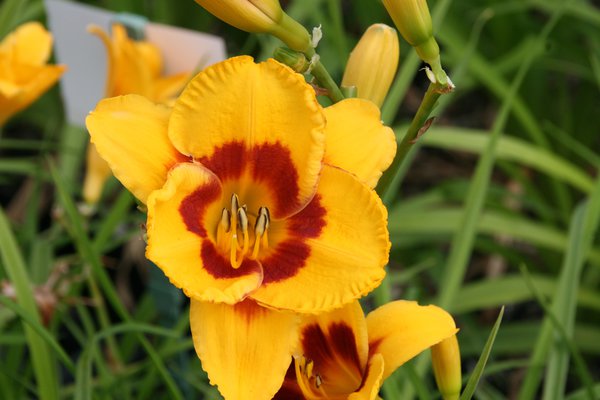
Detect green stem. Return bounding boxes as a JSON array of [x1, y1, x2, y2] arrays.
[[377, 81, 448, 205], [309, 59, 345, 103], [275, 45, 345, 104]]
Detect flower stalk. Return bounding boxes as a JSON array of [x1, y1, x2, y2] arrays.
[[377, 77, 453, 205], [274, 46, 345, 103]]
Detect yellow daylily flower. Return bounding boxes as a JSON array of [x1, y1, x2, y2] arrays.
[[83, 23, 191, 205], [0, 22, 66, 126], [193, 0, 312, 52], [275, 300, 460, 400], [86, 56, 396, 399]]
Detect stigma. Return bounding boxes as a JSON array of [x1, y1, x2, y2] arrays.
[[216, 194, 270, 269]]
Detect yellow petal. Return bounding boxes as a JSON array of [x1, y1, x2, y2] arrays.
[[112, 24, 150, 97], [295, 301, 369, 396], [366, 301, 458, 380], [85, 94, 185, 203], [0, 22, 52, 66], [135, 41, 163, 78], [147, 163, 263, 303], [348, 354, 385, 400], [323, 99, 396, 188], [169, 56, 325, 218], [190, 298, 299, 400], [152, 72, 191, 104], [0, 63, 65, 126], [251, 165, 389, 313], [87, 24, 117, 97], [82, 143, 112, 205], [0, 79, 21, 97]]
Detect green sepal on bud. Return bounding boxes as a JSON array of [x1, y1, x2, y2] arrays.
[[194, 0, 311, 53], [341, 23, 399, 107], [382, 0, 447, 84], [431, 334, 462, 400], [273, 47, 309, 73]]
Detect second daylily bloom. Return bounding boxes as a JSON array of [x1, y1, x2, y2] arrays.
[[275, 300, 460, 399], [0, 22, 66, 126], [83, 23, 190, 205], [87, 56, 396, 399]]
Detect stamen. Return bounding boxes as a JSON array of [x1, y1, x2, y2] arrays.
[[231, 193, 239, 212], [251, 207, 270, 259], [305, 359, 314, 378], [230, 233, 241, 269], [238, 207, 249, 255], [220, 208, 230, 232], [217, 208, 230, 248], [219, 195, 271, 268], [315, 374, 322, 388]]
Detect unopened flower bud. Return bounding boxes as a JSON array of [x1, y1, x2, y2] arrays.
[[341, 24, 399, 107], [194, 0, 311, 52], [83, 143, 112, 205], [382, 0, 442, 76], [431, 334, 462, 400]]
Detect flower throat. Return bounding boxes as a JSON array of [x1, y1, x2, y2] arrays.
[[216, 193, 270, 269]]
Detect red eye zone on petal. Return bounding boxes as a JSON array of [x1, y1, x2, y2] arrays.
[[261, 196, 327, 284], [199, 140, 303, 217], [301, 322, 363, 376], [201, 240, 261, 279], [179, 178, 222, 237]]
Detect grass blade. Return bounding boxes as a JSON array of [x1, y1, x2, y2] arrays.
[[519, 174, 600, 399], [49, 161, 184, 400], [460, 307, 504, 400], [0, 208, 59, 400], [0, 296, 74, 373]]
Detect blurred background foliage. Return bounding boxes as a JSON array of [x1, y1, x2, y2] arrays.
[[1, 0, 600, 399]]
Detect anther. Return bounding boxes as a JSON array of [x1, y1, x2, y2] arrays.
[[315, 374, 322, 388], [220, 208, 231, 232], [231, 193, 239, 212], [305, 359, 314, 378], [260, 207, 271, 229], [238, 207, 249, 254], [254, 213, 267, 237]]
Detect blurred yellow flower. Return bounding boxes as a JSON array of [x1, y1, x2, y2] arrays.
[[0, 22, 66, 126], [83, 23, 190, 205], [342, 24, 399, 108], [275, 300, 460, 400]]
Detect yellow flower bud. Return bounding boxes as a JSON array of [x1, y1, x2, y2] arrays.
[[194, 0, 311, 52], [382, 0, 440, 69], [82, 143, 112, 205], [431, 334, 462, 400], [341, 24, 399, 107]]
